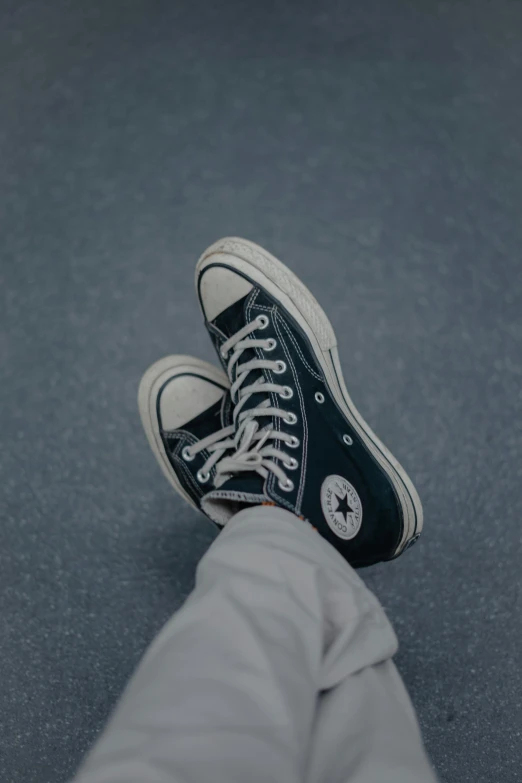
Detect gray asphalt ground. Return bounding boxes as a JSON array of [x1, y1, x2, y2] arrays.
[[1, 1, 521, 781]]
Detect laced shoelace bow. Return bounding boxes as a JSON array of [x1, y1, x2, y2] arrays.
[[182, 314, 299, 491]]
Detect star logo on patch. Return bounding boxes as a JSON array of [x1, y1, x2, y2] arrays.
[[334, 492, 355, 522], [320, 476, 363, 540]]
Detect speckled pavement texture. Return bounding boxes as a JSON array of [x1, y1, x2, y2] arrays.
[[1, 1, 521, 781]]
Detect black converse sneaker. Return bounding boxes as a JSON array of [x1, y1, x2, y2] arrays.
[[195, 237, 423, 567], [138, 355, 236, 510]]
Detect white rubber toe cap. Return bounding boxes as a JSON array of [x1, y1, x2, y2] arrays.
[[158, 373, 224, 430], [138, 355, 228, 434], [198, 260, 253, 322]]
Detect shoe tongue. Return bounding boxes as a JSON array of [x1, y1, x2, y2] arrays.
[[201, 474, 268, 526]]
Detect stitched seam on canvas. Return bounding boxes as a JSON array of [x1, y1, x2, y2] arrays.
[[173, 454, 202, 495], [206, 320, 227, 341], [166, 430, 216, 476], [279, 319, 324, 381], [170, 438, 205, 495]]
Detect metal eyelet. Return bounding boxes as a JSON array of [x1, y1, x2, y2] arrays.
[[315, 391, 325, 403], [279, 386, 293, 400], [182, 446, 195, 461], [257, 315, 269, 330], [196, 470, 210, 483], [274, 360, 286, 374], [283, 412, 297, 425], [283, 457, 299, 470], [278, 478, 294, 492], [287, 435, 300, 448], [343, 434, 353, 446], [265, 338, 277, 352]]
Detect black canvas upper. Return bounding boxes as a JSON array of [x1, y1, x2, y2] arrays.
[[158, 374, 230, 507], [199, 268, 415, 567]]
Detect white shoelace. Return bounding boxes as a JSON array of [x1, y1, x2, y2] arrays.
[[183, 315, 299, 492]]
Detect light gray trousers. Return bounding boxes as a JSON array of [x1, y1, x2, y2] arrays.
[[74, 506, 438, 783]]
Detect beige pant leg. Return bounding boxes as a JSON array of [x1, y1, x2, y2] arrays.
[[73, 506, 437, 783], [306, 657, 438, 783]]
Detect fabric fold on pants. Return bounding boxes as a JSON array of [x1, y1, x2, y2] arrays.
[[73, 505, 437, 783]]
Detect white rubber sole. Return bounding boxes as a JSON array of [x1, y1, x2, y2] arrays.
[[196, 237, 423, 556], [138, 355, 229, 510]]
